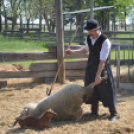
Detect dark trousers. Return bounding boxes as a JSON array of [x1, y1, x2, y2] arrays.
[[90, 87, 117, 116], [84, 62, 117, 116]]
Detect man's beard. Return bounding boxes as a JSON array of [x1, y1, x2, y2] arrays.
[[89, 34, 93, 37]]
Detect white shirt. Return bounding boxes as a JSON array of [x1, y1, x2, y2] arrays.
[[84, 32, 111, 61]]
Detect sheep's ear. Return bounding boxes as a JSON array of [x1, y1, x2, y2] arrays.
[[24, 107, 28, 111]]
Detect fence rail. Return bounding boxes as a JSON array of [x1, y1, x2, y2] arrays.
[[0, 44, 133, 87], [1, 30, 134, 44]]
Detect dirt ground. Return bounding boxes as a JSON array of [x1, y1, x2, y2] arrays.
[[0, 79, 134, 134], [0, 64, 134, 134]]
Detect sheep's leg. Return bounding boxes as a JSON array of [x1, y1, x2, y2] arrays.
[[74, 107, 83, 121]]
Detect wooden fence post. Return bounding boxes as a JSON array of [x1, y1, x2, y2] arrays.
[[116, 45, 120, 88], [55, 0, 65, 83], [90, 0, 94, 19], [128, 45, 130, 77], [113, 7, 116, 38], [107, 12, 109, 31], [0, 0, 2, 32]]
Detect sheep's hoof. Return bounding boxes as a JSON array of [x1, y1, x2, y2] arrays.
[[76, 114, 83, 122]]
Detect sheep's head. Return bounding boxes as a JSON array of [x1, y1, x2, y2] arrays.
[[18, 103, 37, 118], [20, 108, 28, 116], [15, 108, 28, 120]]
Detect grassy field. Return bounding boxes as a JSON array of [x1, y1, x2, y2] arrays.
[[0, 34, 85, 67], [0, 35, 50, 52], [110, 49, 134, 60], [0, 34, 56, 67]]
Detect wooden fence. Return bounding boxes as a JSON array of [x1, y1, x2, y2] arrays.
[[2, 31, 134, 45], [0, 45, 87, 88], [0, 44, 134, 88]]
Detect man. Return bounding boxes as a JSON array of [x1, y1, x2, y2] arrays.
[[65, 19, 117, 121]]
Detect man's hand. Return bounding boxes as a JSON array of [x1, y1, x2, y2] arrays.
[[95, 75, 101, 85], [65, 47, 88, 56], [65, 49, 74, 56], [95, 60, 105, 85]]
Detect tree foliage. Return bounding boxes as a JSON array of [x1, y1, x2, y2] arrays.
[[1, 0, 134, 32], [114, 0, 134, 21]]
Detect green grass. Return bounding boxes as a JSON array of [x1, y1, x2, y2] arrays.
[[0, 34, 79, 67], [0, 35, 55, 52], [0, 33, 134, 67], [109, 33, 134, 44], [110, 50, 134, 60], [0, 34, 56, 67]]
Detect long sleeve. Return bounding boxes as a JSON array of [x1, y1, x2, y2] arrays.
[[84, 37, 89, 51], [100, 39, 111, 61]]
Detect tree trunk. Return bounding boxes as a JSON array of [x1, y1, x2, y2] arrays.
[[0, 0, 2, 32], [52, 24, 55, 32], [20, 14, 23, 31], [4, 13, 8, 30], [76, 0, 84, 45], [39, 14, 42, 32], [11, 17, 17, 33], [27, 19, 30, 33], [102, 11, 106, 30], [43, 9, 51, 32], [125, 12, 127, 31]]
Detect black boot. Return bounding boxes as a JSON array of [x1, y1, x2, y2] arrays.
[[109, 108, 117, 121], [90, 102, 99, 117]]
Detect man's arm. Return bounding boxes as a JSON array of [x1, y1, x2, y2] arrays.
[[65, 47, 88, 56], [95, 38, 111, 85], [95, 60, 105, 85]]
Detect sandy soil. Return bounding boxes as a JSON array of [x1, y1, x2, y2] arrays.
[[0, 64, 134, 134], [0, 79, 134, 134]]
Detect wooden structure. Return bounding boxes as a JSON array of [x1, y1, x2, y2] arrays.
[[90, 0, 94, 19], [63, 6, 116, 45], [2, 30, 134, 44], [0, 2, 134, 89], [0, 44, 134, 88], [0, 45, 87, 83], [55, 0, 65, 83]]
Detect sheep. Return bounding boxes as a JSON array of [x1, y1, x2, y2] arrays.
[[17, 77, 106, 121]]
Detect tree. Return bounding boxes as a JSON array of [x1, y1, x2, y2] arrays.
[[92, 0, 134, 30], [32, 0, 55, 32], [76, 0, 84, 44], [2, 0, 23, 31], [22, 0, 34, 33], [0, 0, 2, 32], [63, 0, 84, 44], [114, 0, 134, 30]]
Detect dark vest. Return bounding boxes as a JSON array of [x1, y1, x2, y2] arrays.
[[87, 34, 108, 61]]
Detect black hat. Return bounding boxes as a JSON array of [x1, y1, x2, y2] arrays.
[[83, 19, 101, 31]]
